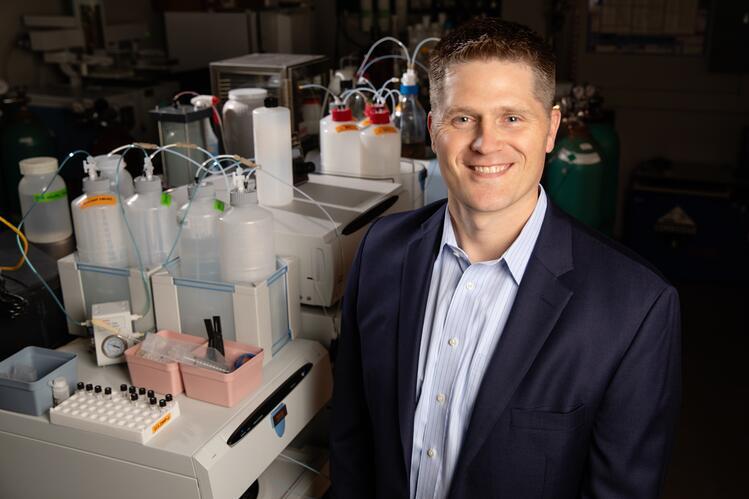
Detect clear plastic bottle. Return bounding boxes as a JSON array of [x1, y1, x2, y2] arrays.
[[320, 106, 362, 176], [94, 154, 134, 199], [222, 88, 268, 159], [71, 159, 128, 267], [394, 69, 427, 159], [360, 105, 401, 179], [253, 96, 293, 207], [219, 173, 276, 284], [17, 156, 73, 244], [177, 182, 223, 281], [124, 161, 178, 270]]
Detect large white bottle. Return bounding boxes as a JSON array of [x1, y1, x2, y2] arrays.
[[319, 106, 361, 176], [17, 156, 73, 244], [360, 105, 401, 179], [222, 88, 268, 159], [253, 96, 293, 207], [177, 182, 223, 281], [71, 158, 128, 267], [94, 154, 134, 199], [219, 173, 276, 284], [124, 160, 179, 270]]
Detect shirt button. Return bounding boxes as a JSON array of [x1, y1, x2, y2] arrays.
[[448, 337, 458, 347], [436, 393, 446, 404], [427, 448, 437, 458], [466, 281, 475, 290]]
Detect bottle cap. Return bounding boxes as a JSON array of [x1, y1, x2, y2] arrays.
[[134, 175, 162, 194], [120, 384, 127, 392], [165, 394, 173, 402], [400, 84, 419, 95], [85, 384, 93, 392], [159, 399, 167, 408], [138, 387, 146, 396], [52, 377, 68, 389], [93, 154, 125, 172], [149, 397, 157, 405], [147, 389, 155, 399], [370, 106, 391, 125], [77, 382, 85, 390], [104, 387, 112, 395], [228, 88, 267, 101], [19, 157, 58, 176], [331, 107, 353, 122], [129, 386, 136, 394], [264, 96, 279, 108], [187, 181, 215, 200], [94, 385, 102, 393], [130, 393, 138, 401]]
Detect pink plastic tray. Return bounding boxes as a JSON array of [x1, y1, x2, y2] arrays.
[[179, 339, 264, 407], [124, 330, 207, 395]]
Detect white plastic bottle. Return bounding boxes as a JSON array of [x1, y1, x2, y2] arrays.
[[177, 182, 223, 281], [320, 106, 361, 176], [222, 88, 268, 159], [360, 105, 401, 179], [124, 160, 179, 269], [17, 156, 73, 244], [93, 154, 134, 199], [219, 173, 276, 284], [253, 96, 293, 207], [190, 95, 220, 156], [71, 158, 129, 267]]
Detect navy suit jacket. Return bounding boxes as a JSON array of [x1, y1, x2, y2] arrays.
[[330, 199, 681, 499]]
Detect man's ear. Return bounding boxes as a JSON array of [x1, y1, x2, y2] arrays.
[[428, 111, 437, 154], [546, 107, 562, 153]]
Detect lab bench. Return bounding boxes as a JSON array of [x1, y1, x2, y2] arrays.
[[0, 337, 332, 499]]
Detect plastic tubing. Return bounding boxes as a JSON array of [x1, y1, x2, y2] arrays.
[[0, 216, 27, 271], [411, 37, 440, 66], [376, 77, 401, 101], [357, 76, 377, 91], [341, 88, 377, 106], [15, 150, 92, 327], [299, 83, 340, 104], [360, 54, 429, 79], [355, 36, 411, 77]]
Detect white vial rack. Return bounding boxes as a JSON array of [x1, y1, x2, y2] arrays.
[[49, 391, 180, 444]]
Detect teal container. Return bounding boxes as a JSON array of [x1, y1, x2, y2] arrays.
[[0, 99, 56, 216], [545, 121, 606, 229], [587, 120, 620, 235]]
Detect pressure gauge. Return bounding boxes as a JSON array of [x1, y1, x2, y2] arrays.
[[101, 335, 128, 359]]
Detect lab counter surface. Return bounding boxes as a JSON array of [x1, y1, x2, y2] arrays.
[[0, 337, 332, 499]]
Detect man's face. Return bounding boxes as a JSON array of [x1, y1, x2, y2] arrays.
[[428, 59, 561, 217]]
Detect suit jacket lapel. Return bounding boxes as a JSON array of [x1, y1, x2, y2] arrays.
[[397, 203, 446, 476], [451, 203, 575, 485]]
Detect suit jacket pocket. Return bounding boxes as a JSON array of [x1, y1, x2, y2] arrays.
[[511, 404, 586, 432]]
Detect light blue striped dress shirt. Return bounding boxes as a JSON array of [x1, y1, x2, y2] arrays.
[[409, 186, 548, 499]]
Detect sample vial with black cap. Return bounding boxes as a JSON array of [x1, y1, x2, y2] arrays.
[[165, 393, 173, 407], [94, 385, 102, 398], [159, 399, 167, 414], [85, 384, 94, 397], [120, 384, 128, 399], [104, 387, 112, 400], [138, 387, 146, 397], [147, 389, 155, 399], [149, 397, 158, 413], [76, 382, 85, 394], [130, 393, 139, 405], [128, 386, 136, 395]]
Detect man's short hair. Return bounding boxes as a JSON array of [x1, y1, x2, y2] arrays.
[[428, 17, 556, 114]]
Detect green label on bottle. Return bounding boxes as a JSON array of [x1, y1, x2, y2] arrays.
[[161, 193, 172, 207], [33, 188, 67, 203], [214, 199, 225, 212]]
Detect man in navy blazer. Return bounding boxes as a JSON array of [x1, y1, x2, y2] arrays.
[[330, 17, 681, 499]]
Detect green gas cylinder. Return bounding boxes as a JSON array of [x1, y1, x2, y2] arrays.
[[545, 119, 606, 229], [587, 117, 620, 236], [0, 93, 56, 216]]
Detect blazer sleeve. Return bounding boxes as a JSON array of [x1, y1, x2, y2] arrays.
[[581, 285, 682, 499], [329, 224, 377, 499]]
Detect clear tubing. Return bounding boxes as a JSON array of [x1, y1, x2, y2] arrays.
[[355, 36, 411, 77], [376, 78, 401, 101], [360, 55, 429, 79], [15, 150, 92, 327], [357, 77, 377, 91], [299, 84, 340, 104], [341, 88, 377, 106], [411, 37, 440, 66]]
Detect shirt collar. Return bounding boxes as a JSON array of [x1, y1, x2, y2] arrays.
[[439, 185, 548, 284]]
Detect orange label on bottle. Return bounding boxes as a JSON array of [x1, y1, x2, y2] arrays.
[[152, 412, 171, 433], [335, 124, 359, 133], [360, 119, 371, 127], [80, 194, 116, 209], [374, 126, 398, 136]]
